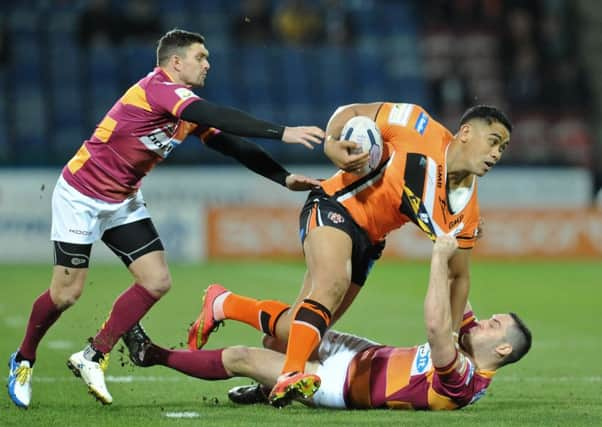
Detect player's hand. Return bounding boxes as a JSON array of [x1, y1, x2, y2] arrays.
[[324, 136, 370, 172], [433, 235, 458, 259], [282, 126, 324, 149], [285, 174, 321, 191]]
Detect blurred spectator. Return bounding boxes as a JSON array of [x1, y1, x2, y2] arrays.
[[322, 0, 354, 46], [0, 16, 10, 67], [273, 0, 325, 46], [120, 0, 162, 44], [541, 58, 590, 112], [77, 0, 122, 47], [430, 72, 470, 114], [506, 45, 542, 109], [232, 0, 275, 44]]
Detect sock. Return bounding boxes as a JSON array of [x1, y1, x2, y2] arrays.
[[92, 284, 158, 354], [19, 290, 64, 363], [146, 345, 231, 380], [221, 294, 289, 336], [281, 299, 331, 374]]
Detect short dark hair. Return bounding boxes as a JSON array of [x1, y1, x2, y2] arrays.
[[498, 312, 532, 368], [156, 29, 205, 66], [459, 105, 513, 133]]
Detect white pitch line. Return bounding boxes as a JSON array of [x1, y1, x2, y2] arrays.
[[164, 412, 201, 419], [33, 375, 196, 383], [3, 315, 26, 328], [45, 340, 75, 350]]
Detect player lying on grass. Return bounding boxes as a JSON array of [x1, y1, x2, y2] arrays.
[[123, 236, 532, 410]]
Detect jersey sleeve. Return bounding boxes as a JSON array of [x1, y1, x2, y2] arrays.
[[375, 103, 431, 143], [432, 351, 475, 400], [146, 82, 202, 118]]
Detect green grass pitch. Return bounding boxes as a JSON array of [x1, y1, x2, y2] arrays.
[[1, 259, 601, 426]]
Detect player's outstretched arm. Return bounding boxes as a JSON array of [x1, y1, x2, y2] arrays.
[[205, 132, 320, 190], [324, 102, 381, 171], [448, 249, 472, 332], [424, 236, 459, 368], [181, 100, 323, 149]]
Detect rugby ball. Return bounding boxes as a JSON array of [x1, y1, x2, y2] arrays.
[[340, 116, 383, 175]]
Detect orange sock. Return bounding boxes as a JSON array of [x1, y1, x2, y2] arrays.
[[281, 299, 332, 374], [222, 294, 289, 336]]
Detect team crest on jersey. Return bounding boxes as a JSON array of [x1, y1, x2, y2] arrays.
[[414, 112, 429, 135], [411, 343, 433, 376], [327, 211, 345, 224], [174, 87, 198, 100]]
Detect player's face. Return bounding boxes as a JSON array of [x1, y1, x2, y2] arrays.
[[465, 313, 513, 347], [179, 43, 210, 87], [464, 120, 510, 177]]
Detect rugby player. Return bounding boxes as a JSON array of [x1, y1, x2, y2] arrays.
[[123, 236, 531, 410], [188, 102, 513, 405], [7, 29, 326, 408]]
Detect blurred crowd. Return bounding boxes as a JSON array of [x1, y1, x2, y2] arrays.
[[0, 0, 599, 193]]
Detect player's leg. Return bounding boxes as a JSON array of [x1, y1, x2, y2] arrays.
[[9, 244, 91, 409], [264, 281, 362, 356], [187, 283, 290, 349], [8, 175, 97, 408], [68, 191, 161, 405], [87, 218, 166, 357], [122, 323, 232, 380], [277, 226, 352, 375]]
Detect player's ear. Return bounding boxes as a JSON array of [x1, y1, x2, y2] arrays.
[[458, 123, 471, 143], [495, 342, 512, 358], [171, 54, 183, 71]]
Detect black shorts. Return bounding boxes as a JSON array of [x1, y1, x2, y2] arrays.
[[53, 218, 164, 268], [299, 189, 385, 286]]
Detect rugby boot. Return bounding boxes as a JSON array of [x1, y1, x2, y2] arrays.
[[122, 323, 153, 367], [7, 351, 32, 408], [187, 284, 229, 350], [67, 347, 112, 405], [268, 371, 321, 408], [228, 383, 270, 405]]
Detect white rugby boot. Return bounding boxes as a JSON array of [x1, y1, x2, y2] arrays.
[[67, 347, 112, 405]]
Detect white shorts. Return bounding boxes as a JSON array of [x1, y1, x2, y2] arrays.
[[51, 176, 151, 244], [311, 331, 379, 409]]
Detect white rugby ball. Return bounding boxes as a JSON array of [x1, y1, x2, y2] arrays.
[[340, 116, 383, 175]]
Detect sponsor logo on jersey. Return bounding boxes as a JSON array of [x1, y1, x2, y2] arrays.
[[449, 215, 464, 229], [327, 211, 345, 224], [388, 103, 414, 126], [437, 165, 443, 188], [69, 229, 92, 236], [174, 88, 198, 100], [139, 127, 182, 158], [414, 112, 429, 135], [411, 343, 433, 376]]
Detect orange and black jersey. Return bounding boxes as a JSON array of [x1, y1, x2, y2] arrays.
[[321, 103, 480, 249]]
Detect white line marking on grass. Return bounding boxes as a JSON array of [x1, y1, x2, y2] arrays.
[[3, 315, 26, 327], [34, 376, 194, 383], [163, 412, 200, 419], [45, 340, 75, 350]]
